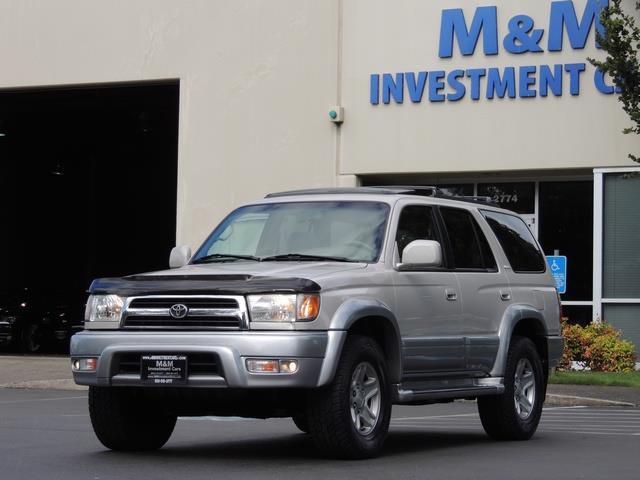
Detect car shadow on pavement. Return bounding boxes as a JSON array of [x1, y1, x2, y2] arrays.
[[91, 431, 489, 463]]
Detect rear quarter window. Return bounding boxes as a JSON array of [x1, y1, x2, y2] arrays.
[[481, 210, 546, 273]]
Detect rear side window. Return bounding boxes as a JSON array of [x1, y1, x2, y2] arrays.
[[440, 207, 497, 271], [481, 210, 546, 273]]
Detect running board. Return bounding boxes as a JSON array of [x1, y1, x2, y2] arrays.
[[394, 383, 504, 405]]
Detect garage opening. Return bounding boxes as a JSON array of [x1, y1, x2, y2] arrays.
[[0, 81, 179, 351]]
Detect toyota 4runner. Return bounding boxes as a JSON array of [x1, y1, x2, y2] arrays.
[[71, 186, 563, 458]]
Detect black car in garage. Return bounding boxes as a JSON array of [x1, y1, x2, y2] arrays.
[[0, 288, 83, 353]]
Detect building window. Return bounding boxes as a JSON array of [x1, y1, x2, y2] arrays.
[[594, 167, 640, 351], [603, 174, 640, 298], [477, 182, 535, 213]]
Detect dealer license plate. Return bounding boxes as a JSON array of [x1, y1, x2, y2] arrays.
[[141, 355, 187, 385]]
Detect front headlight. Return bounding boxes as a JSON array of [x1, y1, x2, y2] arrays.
[[84, 295, 125, 327], [247, 294, 320, 324]]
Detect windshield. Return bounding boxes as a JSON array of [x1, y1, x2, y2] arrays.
[[193, 201, 390, 263]]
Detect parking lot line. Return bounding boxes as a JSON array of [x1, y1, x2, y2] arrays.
[[390, 406, 640, 437]]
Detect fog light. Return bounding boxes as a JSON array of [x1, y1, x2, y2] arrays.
[[246, 359, 280, 373], [72, 358, 97, 372], [280, 360, 298, 373]]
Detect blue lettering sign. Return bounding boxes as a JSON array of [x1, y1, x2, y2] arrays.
[[429, 71, 446, 102], [548, 0, 608, 51], [539, 64, 563, 97], [564, 63, 586, 95], [369, 1, 620, 106], [447, 69, 466, 101], [594, 68, 622, 94], [466, 68, 487, 100], [503, 15, 544, 53], [486, 67, 516, 99], [519, 66, 537, 98], [439, 6, 498, 58], [370, 74, 380, 105], [382, 73, 404, 104], [406, 71, 428, 102], [546, 255, 568, 294]]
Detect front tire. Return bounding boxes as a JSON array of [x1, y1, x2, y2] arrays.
[[478, 336, 544, 440], [305, 335, 391, 459], [88, 387, 177, 451]]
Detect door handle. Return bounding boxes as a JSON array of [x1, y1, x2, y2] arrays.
[[445, 289, 458, 301], [500, 290, 511, 301]]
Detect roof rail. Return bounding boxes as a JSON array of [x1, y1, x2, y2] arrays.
[[368, 186, 498, 206], [265, 186, 497, 206]]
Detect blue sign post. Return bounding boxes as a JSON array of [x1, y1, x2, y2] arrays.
[[546, 255, 567, 294]]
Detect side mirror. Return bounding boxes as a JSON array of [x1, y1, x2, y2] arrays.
[[169, 245, 192, 269], [399, 240, 442, 269]]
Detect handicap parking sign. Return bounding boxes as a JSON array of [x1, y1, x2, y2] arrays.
[[546, 255, 567, 294]]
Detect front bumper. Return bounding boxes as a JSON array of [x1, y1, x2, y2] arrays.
[[70, 330, 346, 388]]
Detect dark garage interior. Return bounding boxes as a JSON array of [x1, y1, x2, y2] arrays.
[[0, 81, 179, 351]]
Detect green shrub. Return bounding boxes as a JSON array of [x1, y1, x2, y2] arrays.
[[557, 318, 636, 372]]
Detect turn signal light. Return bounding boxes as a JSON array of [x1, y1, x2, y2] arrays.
[[246, 359, 279, 373], [245, 358, 299, 374], [297, 294, 320, 321]]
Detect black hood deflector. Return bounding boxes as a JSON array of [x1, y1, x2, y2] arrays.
[[89, 275, 321, 296]]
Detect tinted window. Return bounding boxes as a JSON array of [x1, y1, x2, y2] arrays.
[[441, 207, 497, 270], [482, 210, 546, 273], [395, 205, 439, 259]]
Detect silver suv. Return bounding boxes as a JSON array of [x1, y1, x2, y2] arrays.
[[71, 186, 563, 458]]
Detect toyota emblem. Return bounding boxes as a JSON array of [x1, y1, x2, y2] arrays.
[[169, 304, 188, 319]]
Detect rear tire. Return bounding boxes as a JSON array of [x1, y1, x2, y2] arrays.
[[478, 336, 544, 440], [305, 335, 391, 459], [88, 387, 177, 451]]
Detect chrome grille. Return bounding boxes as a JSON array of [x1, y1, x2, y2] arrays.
[[129, 298, 239, 309], [122, 295, 248, 330]]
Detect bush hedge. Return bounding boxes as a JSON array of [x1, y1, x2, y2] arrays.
[[557, 319, 636, 372]]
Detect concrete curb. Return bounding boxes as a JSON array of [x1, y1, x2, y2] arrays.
[[545, 393, 636, 407], [0, 379, 87, 391]]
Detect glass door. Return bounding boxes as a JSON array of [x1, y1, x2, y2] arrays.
[[538, 181, 594, 325]]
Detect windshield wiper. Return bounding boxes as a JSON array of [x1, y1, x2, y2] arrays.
[[260, 253, 354, 262], [191, 253, 261, 264]]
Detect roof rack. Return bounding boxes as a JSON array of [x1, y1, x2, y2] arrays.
[[265, 186, 497, 206]]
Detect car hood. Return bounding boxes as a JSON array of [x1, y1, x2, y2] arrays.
[[150, 261, 367, 279], [88, 261, 368, 296]]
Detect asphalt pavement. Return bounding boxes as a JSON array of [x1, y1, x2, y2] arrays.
[[0, 388, 638, 480]]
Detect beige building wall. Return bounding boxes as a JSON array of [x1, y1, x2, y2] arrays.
[[340, 0, 638, 175], [0, 0, 340, 248], [1, 0, 638, 249]]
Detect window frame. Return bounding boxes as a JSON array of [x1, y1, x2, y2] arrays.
[[437, 206, 499, 273]]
